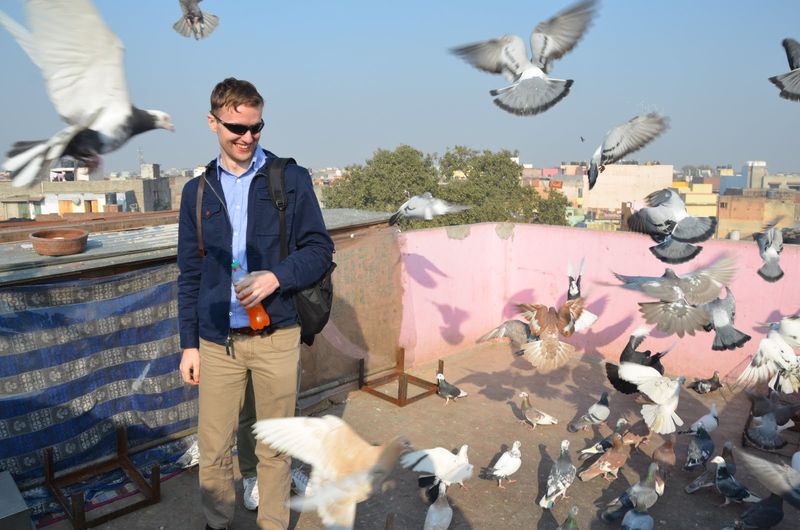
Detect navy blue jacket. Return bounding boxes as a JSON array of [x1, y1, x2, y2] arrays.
[[177, 151, 334, 348]]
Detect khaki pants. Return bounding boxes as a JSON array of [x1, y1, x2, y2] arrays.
[[198, 326, 300, 530]]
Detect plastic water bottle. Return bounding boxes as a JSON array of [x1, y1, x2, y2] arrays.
[[231, 260, 270, 330]]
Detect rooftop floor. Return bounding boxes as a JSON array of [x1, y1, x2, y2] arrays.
[[45, 342, 797, 530]]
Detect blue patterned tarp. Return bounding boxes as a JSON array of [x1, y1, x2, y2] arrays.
[[0, 264, 198, 486]]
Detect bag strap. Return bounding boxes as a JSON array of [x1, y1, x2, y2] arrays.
[[266, 157, 296, 260], [195, 159, 216, 257]]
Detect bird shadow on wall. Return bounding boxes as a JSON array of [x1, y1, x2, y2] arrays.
[[579, 313, 634, 354], [402, 253, 448, 289], [502, 288, 537, 319], [433, 301, 470, 345]]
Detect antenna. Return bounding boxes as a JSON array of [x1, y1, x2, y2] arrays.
[[137, 147, 144, 167]]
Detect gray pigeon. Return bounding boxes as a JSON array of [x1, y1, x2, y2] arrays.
[[436, 373, 467, 405], [745, 413, 787, 451], [620, 498, 654, 530], [699, 287, 751, 350], [754, 218, 785, 282], [587, 113, 670, 190], [173, 0, 219, 40], [539, 440, 576, 509], [724, 494, 784, 530], [710, 455, 761, 505], [477, 319, 536, 354], [614, 255, 736, 338], [0, 0, 174, 188], [450, 0, 596, 116], [627, 188, 715, 263], [769, 38, 800, 101], [684, 424, 715, 471], [601, 462, 660, 523], [518, 392, 558, 429], [688, 370, 723, 394], [389, 192, 470, 225], [567, 392, 609, 432], [686, 441, 737, 494], [736, 449, 800, 510]]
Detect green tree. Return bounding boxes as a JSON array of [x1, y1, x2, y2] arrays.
[[323, 145, 437, 212]]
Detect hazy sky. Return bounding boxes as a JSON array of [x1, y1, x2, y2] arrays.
[[1, 0, 798, 174]]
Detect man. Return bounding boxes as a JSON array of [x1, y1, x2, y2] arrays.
[[177, 78, 333, 530]]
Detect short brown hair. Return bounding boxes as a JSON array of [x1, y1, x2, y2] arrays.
[[210, 78, 264, 113]]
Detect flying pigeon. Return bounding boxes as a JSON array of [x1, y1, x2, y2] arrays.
[[567, 391, 610, 432], [688, 371, 723, 394], [620, 497, 655, 530], [479, 440, 522, 488], [388, 192, 470, 225], [539, 439, 576, 509], [435, 373, 468, 405], [686, 440, 736, 494], [566, 257, 597, 320], [251, 415, 409, 530], [776, 313, 800, 348], [423, 482, 453, 530], [614, 255, 736, 337], [587, 113, 670, 190], [477, 319, 537, 354], [684, 424, 715, 471], [699, 288, 751, 350], [557, 506, 579, 530], [173, 0, 219, 40], [724, 494, 784, 530], [516, 298, 596, 371], [711, 455, 761, 505], [627, 188, 716, 263], [518, 391, 558, 429], [578, 433, 628, 482], [754, 218, 785, 282], [450, 0, 597, 116], [401, 444, 473, 497], [0, 0, 174, 188], [735, 449, 800, 510], [578, 418, 628, 458], [678, 403, 719, 435], [618, 363, 685, 435], [600, 462, 661, 523], [769, 38, 800, 101], [605, 327, 670, 394], [737, 329, 797, 388]]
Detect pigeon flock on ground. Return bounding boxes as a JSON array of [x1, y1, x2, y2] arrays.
[[1, 1, 798, 529]]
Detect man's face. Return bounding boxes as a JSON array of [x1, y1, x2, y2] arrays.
[[208, 104, 263, 169]]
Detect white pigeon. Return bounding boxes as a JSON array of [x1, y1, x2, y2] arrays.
[[388, 192, 470, 225], [173, 0, 219, 40], [401, 444, 473, 489], [480, 440, 522, 488], [423, 482, 453, 530], [0, 0, 174, 188], [769, 38, 800, 101], [587, 113, 670, 189], [778, 314, 800, 348], [679, 403, 719, 435], [251, 415, 409, 530], [754, 218, 785, 282], [618, 362, 685, 435], [737, 330, 797, 388], [450, 0, 596, 116]]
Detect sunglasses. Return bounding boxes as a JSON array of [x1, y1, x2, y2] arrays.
[[210, 112, 264, 136]]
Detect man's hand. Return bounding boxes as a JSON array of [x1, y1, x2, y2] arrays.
[[180, 348, 200, 385], [234, 270, 280, 308]]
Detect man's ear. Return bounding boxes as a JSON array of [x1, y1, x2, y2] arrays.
[[207, 113, 217, 131]]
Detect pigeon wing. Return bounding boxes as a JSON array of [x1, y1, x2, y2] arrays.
[[451, 34, 528, 81], [10, 0, 131, 126], [675, 256, 737, 305], [530, 0, 597, 72], [599, 113, 670, 166], [782, 38, 800, 70], [736, 450, 800, 509], [618, 363, 677, 403]]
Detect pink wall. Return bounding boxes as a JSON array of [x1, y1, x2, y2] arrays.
[[398, 223, 800, 379]]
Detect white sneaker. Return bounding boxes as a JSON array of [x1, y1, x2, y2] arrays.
[[242, 476, 259, 511]]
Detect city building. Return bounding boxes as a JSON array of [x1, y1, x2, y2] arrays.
[[672, 182, 718, 218], [140, 163, 161, 179], [581, 163, 673, 211], [717, 188, 799, 239], [743, 160, 768, 188]]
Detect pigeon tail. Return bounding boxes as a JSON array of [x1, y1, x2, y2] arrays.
[[491, 77, 573, 117], [712, 325, 751, 351], [4, 125, 83, 188], [641, 403, 682, 435], [521, 336, 576, 372], [671, 216, 717, 243], [388, 210, 403, 226], [769, 70, 800, 101], [172, 17, 194, 38], [198, 13, 220, 38], [649, 237, 701, 264], [757, 262, 784, 283]]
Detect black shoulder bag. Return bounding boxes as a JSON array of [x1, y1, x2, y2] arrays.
[[267, 158, 336, 346]]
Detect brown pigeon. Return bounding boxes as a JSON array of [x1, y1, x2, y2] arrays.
[[578, 433, 629, 482], [517, 298, 596, 371]]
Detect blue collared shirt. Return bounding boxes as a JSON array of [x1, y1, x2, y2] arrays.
[[217, 147, 267, 328]]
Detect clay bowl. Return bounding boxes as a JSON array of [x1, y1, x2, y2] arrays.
[[29, 228, 89, 256]]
